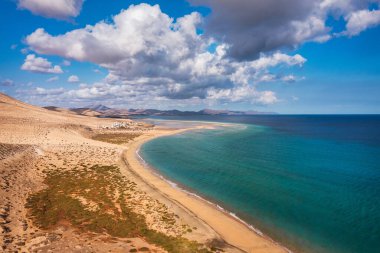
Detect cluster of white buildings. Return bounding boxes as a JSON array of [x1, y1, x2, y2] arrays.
[[99, 121, 147, 130]]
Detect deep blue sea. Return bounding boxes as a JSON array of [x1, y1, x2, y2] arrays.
[[139, 115, 380, 253]]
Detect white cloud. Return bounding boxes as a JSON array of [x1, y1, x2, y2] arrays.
[[207, 86, 278, 105], [291, 15, 332, 43], [17, 0, 84, 20], [344, 9, 380, 36], [257, 91, 279, 105], [282, 75, 298, 83], [15, 2, 380, 108], [26, 5, 204, 65], [24, 4, 308, 106], [258, 74, 277, 83], [21, 54, 63, 74], [68, 75, 79, 83], [250, 53, 306, 70], [34, 87, 65, 95], [255, 73, 302, 83], [46, 76, 59, 82]]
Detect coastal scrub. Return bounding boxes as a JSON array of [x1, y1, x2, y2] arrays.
[[26, 164, 211, 253]]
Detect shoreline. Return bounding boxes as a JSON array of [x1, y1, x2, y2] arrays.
[[123, 124, 290, 253]]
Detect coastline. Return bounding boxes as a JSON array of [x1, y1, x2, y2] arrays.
[[123, 125, 290, 253]]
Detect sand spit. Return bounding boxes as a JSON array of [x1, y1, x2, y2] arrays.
[[0, 92, 286, 253]]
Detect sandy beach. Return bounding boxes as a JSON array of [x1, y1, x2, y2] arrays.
[[0, 92, 287, 252], [124, 126, 289, 253]]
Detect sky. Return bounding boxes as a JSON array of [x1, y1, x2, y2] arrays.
[[0, 0, 380, 114]]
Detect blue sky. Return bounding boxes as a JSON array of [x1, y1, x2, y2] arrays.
[[0, 0, 379, 114]]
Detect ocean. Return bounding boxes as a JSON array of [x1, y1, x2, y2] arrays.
[[139, 115, 380, 253]]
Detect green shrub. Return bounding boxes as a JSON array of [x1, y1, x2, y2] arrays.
[[26, 165, 211, 253]]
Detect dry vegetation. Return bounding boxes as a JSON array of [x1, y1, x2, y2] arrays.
[[92, 132, 142, 145], [0, 143, 30, 160], [26, 164, 212, 253]]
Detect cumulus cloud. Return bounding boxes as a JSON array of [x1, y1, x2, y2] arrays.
[[191, 0, 380, 60], [190, 0, 327, 60], [344, 9, 380, 36], [250, 53, 306, 70], [68, 75, 79, 83], [24, 4, 307, 106], [21, 54, 63, 74], [34, 87, 65, 95], [207, 86, 278, 105], [19, 77, 282, 109], [282, 75, 302, 83], [26, 5, 203, 65], [17, 0, 84, 20], [257, 73, 301, 83]]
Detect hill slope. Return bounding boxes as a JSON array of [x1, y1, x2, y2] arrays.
[[0, 93, 223, 253]]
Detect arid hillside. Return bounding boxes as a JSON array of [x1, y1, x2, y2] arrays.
[[0, 93, 225, 253]]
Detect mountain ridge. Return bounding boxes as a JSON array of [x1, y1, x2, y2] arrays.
[[67, 104, 277, 117]]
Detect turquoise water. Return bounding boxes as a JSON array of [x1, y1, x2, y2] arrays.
[[140, 116, 380, 253]]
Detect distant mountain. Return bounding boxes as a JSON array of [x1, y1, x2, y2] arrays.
[[87, 104, 111, 112], [197, 109, 274, 116], [70, 105, 276, 118]]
